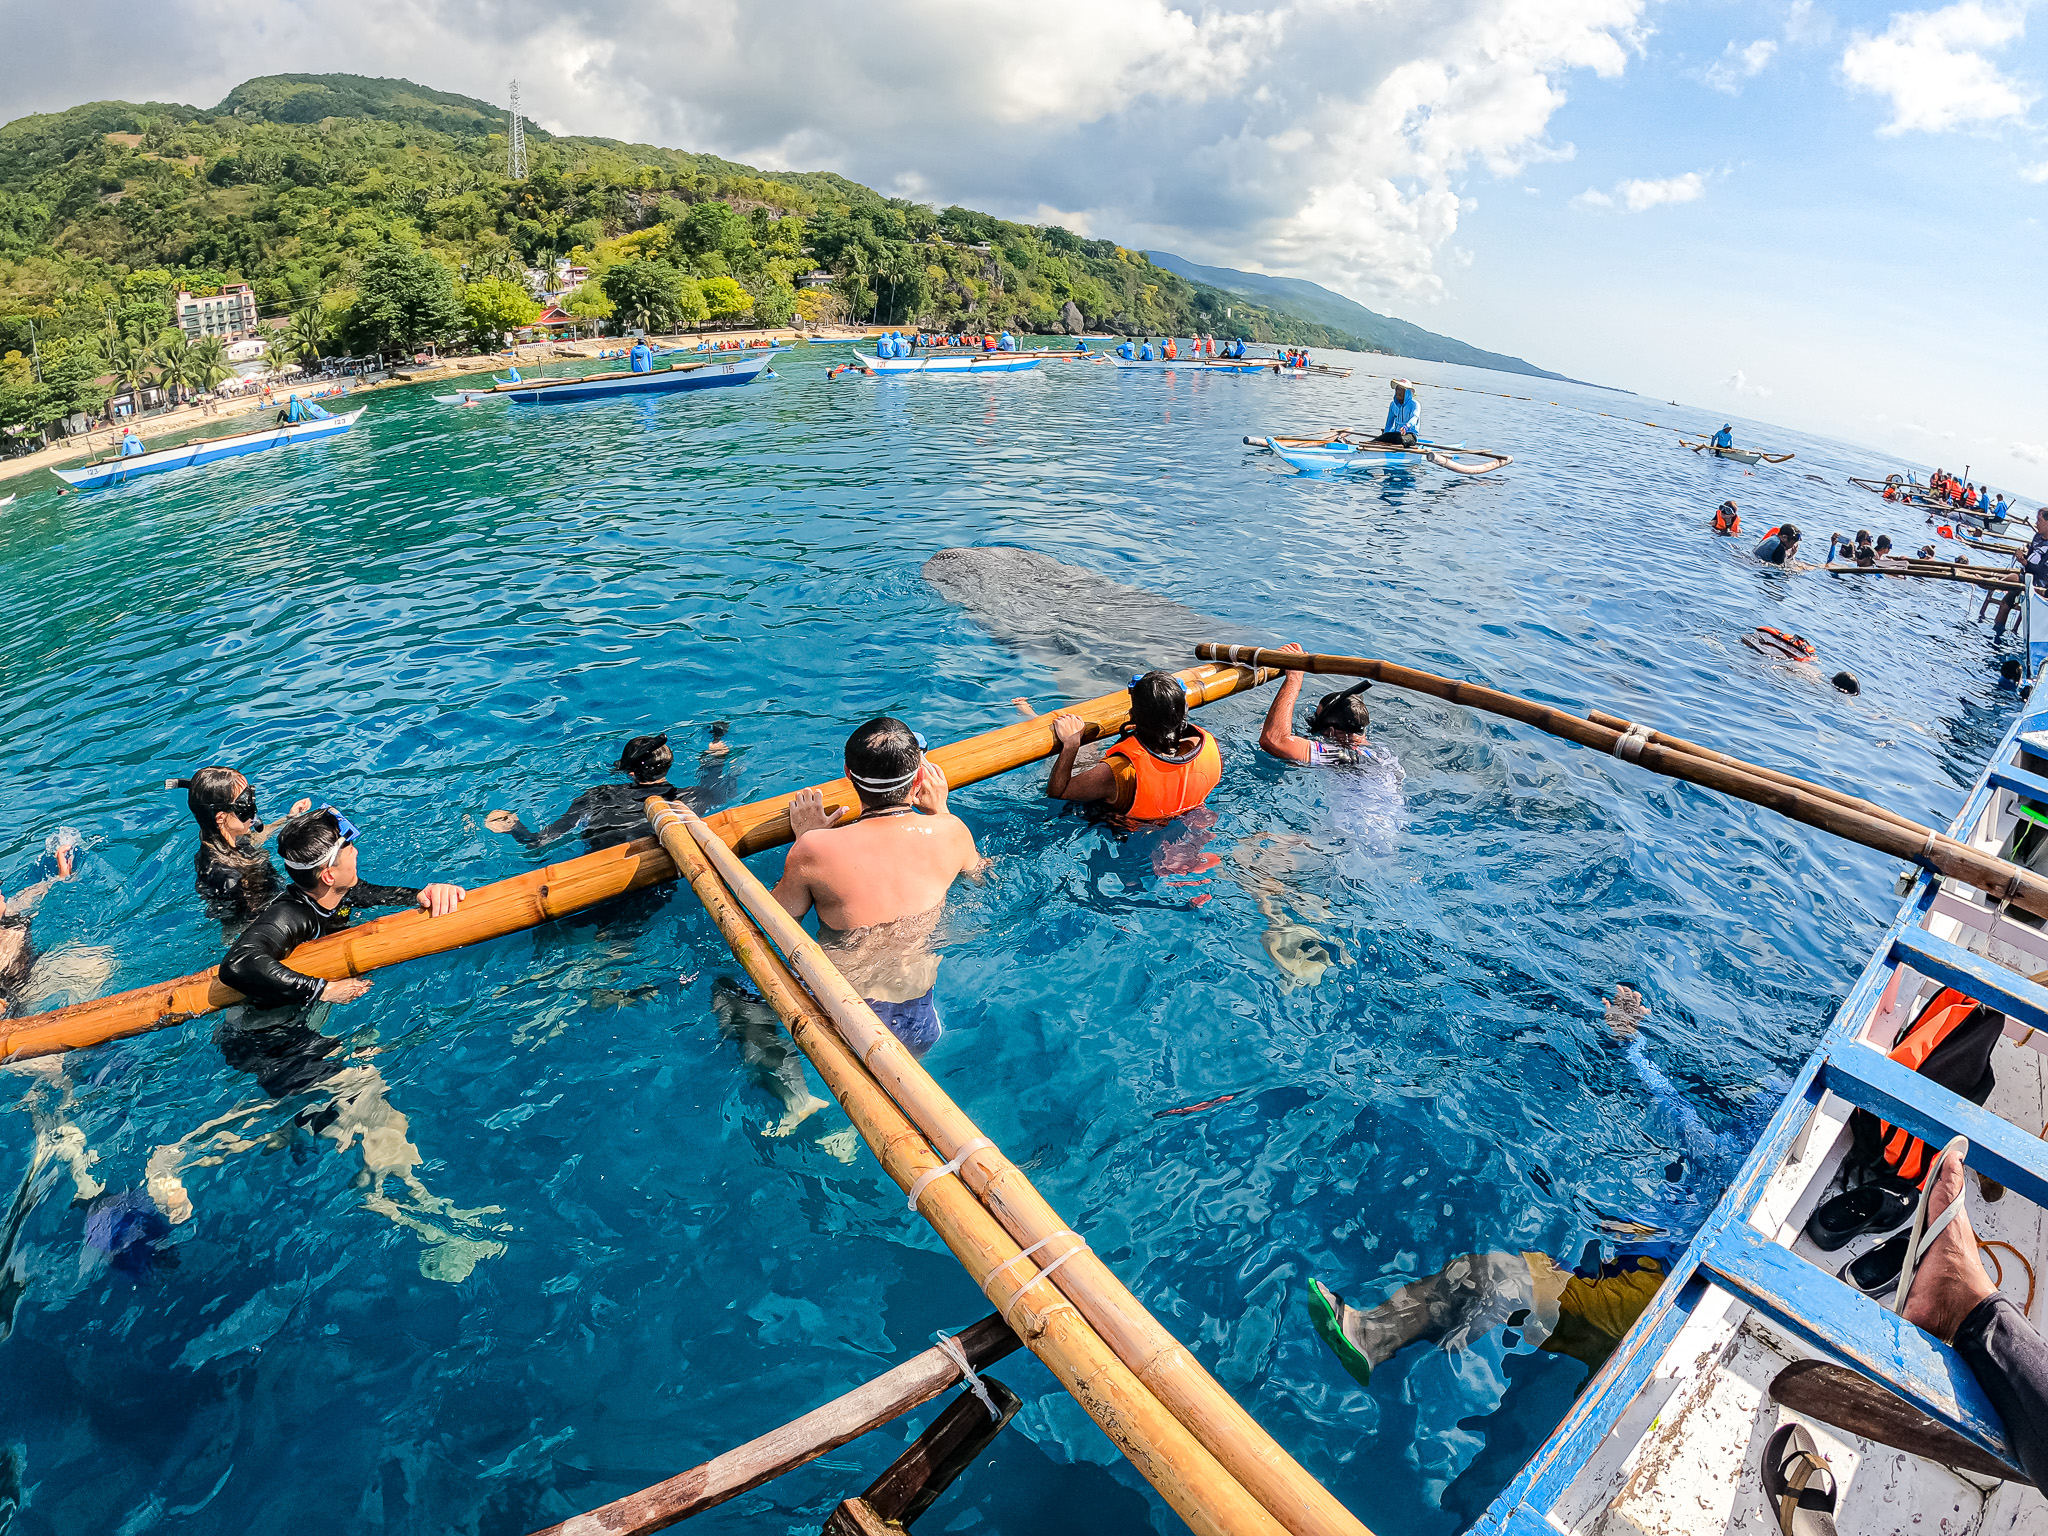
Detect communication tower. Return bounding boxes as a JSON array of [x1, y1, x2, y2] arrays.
[[508, 80, 528, 180]]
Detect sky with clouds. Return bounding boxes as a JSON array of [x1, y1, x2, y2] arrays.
[[4, 0, 2044, 493]]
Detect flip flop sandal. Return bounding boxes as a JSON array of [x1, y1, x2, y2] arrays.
[[1894, 1135, 1970, 1317], [1762, 1422, 1839, 1536], [1804, 1179, 1917, 1252]]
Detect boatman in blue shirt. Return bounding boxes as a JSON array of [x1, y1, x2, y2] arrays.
[[997, 330, 1016, 351], [1711, 424, 1734, 449], [1374, 379, 1419, 446], [118, 428, 145, 458], [1116, 339, 1135, 361], [1139, 340, 1156, 361], [629, 339, 654, 373]]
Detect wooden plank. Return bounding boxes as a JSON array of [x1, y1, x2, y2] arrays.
[[1928, 888, 2048, 966], [820, 1500, 894, 1536], [1820, 1044, 2048, 1208], [860, 1378, 1021, 1527], [523, 1315, 1020, 1536], [1988, 762, 2048, 805], [1891, 927, 2048, 1034], [1697, 1222, 2021, 1474]]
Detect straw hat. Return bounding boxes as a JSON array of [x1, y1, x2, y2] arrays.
[[1391, 378, 1412, 390]]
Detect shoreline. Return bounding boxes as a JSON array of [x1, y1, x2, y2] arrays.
[[0, 326, 874, 488]]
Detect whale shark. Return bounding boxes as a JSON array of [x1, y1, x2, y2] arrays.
[[921, 545, 1267, 699]]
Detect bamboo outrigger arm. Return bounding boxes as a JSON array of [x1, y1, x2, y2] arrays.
[[1195, 644, 2048, 926], [0, 660, 1275, 1064], [642, 801, 1298, 1536], [1824, 561, 2020, 591]]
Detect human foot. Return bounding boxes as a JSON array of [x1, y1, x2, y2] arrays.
[[765, 1094, 830, 1137], [1898, 1142, 1996, 1342]]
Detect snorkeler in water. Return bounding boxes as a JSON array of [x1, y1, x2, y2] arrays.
[[1047, 673, 1222, 821], [169, 766, 314, 928], [0, 837, 77, 1020], [1309, 986, 1782, 1389], [484, 726, 734, 852]]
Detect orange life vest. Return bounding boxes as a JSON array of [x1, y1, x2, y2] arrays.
[[1105, 727, 1222, 820], [1712, 504, 1740, 534], [1164, 340, 1178, 359], [1875, 989, 1985, 1183], [1754, 626, 1815, 659]]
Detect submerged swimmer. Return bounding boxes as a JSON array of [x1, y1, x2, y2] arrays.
[[0, 838, 78, 1020], [1743, 626, 1818, 663], [169, 766, 314, 927], [485, 726, 733, 852], [1310, 986, 1780, 1389], [1752, 523, 1801, 566]]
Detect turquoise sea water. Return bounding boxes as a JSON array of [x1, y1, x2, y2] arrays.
[[0, 346, 2023, 1535]]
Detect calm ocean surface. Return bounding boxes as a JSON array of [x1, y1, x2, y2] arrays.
[[0, 345, 2022, 1535]]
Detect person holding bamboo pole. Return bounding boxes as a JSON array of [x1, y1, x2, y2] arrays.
[[768, 718, 984, 1057]]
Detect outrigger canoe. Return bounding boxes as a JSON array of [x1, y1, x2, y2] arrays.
[[854, 350, 1040, 375], [1109, 356, 1280, 375], [1475, 583, 2048, 1535], [435, 351, 774, 405], [1245, 432, 1512, 476], [1682, 438, 1795, 465], [53, 408, 365, 491]]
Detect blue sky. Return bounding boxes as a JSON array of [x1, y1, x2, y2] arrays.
[[4, 0, 2042, 494]]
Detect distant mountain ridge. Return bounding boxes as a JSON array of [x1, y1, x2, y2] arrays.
[[1145, 252, 1566, 381]]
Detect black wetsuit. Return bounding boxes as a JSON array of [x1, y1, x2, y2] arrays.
[[511, 767, 729, 852], [216, 881, 420, 1103], [0, 912, 32, 1016], [194, 836, 285, 929]]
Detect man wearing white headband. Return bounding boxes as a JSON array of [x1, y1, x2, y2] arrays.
[[771, 717, 985, 1056]]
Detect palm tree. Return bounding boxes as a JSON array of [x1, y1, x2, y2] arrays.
[[105, 339, 152, 420], [280, 306, 325, 369], [189, 334, 233, 396], [151, 332, 195, 406]]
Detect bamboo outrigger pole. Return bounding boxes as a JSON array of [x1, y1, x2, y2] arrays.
[[654, 801, 1370, 1536], [1824, 561, 2019, 592], [0, 661, 1273, 1063], [643, 801, 1293, 1536], [1195, 644, 2048, 926]]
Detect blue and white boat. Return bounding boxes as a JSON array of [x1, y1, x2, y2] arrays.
[[433, 350, 774, 405], [1110, 355, 1277, 374], [1473, 589, 2048, 1536], [1249, 433, 1512, 476], [856, 350, 1040, 375], [52, 407, 365, 492]]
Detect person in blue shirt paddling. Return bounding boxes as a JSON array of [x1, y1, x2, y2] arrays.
[[118, 429, 145, 458], [1373, 379, 1419, 446], [1139, 340, 1156, 361], [1711, 424, 1735, 449], [628, 340, 654, 372], [1116, 339, 1135, 361], [997, 330, 1016, 351], [1073, 337, 1088, 353]]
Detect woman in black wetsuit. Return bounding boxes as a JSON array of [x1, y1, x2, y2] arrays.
[[172, 766, 313, 929]]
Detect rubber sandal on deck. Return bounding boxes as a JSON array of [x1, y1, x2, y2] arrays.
[[1762, 1423, 1839, 1536], [1893, 1135, 1970, 1316], [1804, 1179, 1916, 1252]]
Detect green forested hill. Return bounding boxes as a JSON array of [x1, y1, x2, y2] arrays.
[[0, 73, 1398, 442]]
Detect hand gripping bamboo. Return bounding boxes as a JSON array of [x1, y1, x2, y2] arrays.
[[658, 802, 1370, 1536], [644, 800, 1287, 1536], [1196, 644, 2048, 926], [3, 661, 1275, 1063]]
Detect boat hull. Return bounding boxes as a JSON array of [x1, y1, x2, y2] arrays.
[[508, 352, 772, 403], [859, 352, 1040, 374], [1266, 438, 1467, 472], [52, 408, 365, 491], [1110, 357, 1275, 373]]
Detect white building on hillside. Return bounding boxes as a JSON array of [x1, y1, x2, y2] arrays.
[[176, 284, 259, 341]]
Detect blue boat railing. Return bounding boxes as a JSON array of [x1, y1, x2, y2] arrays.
[[1471, 608, 2048, 1534]]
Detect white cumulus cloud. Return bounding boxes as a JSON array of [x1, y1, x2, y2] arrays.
[[1841, 3, 2036, 135], [0, 0, 1653, 308], [1726, 370, 1774, 397], [1704, 39, 1779, 93], [2014, 441, 2048, 464], [1620, 171, 1707, 209]]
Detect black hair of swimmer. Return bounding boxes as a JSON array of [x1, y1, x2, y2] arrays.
[[172, 766, 247, 845], [615, 733, 673, 782], [845, 716, 922, 811], [1831, 671, 1861, 695], [2001, 658, 2026, 685], [1308, 680, 1372, 736], [1779, 523, 1801, 544], [1128, 672, 1189, 754], [278, 809, 350, 890]]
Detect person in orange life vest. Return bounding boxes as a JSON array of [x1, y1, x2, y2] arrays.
[[1742, 626, 1816, 662], [1711, 500, 1741, 535], [1047, 672, 1222, 821], [1163, 337, 1178, 360]]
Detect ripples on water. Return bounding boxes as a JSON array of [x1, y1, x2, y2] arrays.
[[0, 350, 2021, 1533]]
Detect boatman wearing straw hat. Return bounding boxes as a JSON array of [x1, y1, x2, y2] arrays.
[[1373, 380, 1419, 447]]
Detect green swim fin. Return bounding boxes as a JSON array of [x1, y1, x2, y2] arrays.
[[1308, 1278, 1374, 1389]]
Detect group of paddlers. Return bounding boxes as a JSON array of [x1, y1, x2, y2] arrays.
[[1113, 335, 1251, 361], [907, 331, 1017, 352], [1920, 468, 2014, 520]]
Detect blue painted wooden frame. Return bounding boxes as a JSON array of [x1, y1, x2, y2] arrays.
[[1986, 763, 2048, 805], [1891, 928, 2048, 1036], [1466, 694, 2039, 1536], [1821, 1046, 2048, 1208]]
